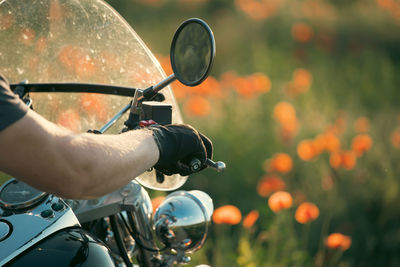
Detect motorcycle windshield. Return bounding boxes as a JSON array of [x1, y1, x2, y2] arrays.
[[0, 0, 187, 191]]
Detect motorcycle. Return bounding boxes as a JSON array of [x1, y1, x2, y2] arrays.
[[0, 0, 225, 266]]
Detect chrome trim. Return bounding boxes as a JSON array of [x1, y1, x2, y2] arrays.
[[122, 182, 159, 266], [0, 221, 10, 241], [72, 181, 142, 223], [154, 190, 212, 253], [0, 179, 48, 210]]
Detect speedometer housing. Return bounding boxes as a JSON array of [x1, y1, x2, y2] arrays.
[[0, 179, 48, 210]]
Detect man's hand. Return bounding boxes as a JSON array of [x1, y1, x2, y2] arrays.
[[150, 124, 213, 176]]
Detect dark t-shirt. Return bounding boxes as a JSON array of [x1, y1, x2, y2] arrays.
[[0, 74, 28, 131]]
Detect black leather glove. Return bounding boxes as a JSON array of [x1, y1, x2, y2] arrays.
[[149, 124, 213, 176]]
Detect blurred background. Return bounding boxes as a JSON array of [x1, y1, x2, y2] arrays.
[[103, 0, 400, 266], [3, 0, 400, 266]]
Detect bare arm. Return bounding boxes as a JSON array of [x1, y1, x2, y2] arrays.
[[0, 109, 160, 199]]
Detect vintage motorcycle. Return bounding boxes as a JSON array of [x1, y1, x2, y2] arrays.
[[0, 0, 225, 266]]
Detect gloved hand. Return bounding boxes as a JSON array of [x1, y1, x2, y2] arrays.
[[149, 124, 213, 176]]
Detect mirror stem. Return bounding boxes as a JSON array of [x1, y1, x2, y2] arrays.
[[149, 74, 177, 95]]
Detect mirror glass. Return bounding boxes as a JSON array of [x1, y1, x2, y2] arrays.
[[171, 19, 215, 86]]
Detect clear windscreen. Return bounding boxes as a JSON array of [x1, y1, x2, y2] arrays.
[[0, 0, 187, 191]]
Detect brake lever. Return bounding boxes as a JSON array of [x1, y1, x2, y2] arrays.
[[205, 159, 226, 172]]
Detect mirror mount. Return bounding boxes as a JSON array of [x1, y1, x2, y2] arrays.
[[142, 74, 177, 100], [140, 18, 215, 101]]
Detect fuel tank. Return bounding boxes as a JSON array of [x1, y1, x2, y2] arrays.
[[6, 228, 116, 267]]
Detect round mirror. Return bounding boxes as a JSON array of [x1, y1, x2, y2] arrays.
[[170, 18, 215, 86]]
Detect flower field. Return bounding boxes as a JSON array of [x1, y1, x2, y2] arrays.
[[114, 0, 400, 265], [2, 0, 400, 265]]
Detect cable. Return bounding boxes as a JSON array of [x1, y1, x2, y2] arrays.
[[109, 215, 134, 267]]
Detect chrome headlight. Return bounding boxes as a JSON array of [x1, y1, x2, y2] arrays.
[[153, 190, 213, 253]]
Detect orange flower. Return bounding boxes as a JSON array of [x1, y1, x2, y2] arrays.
[[157, 55, 173, 74], [352, 134, 372, 157], [295, 202, 319, 224], [19, 28, 35, 46], [273, 102, 296, 125], [320, 132, 341, 153], [232, 73, 271, 98], [249, 72, 271, 94], [291, 22, 314, 43], [280, 117, 299, 134], [57, 109, 81, 133], [257, 174, 286, 197], [220, 71, 238, 91], [273, 102, 299, 139], [285, 69, 312, 97], [235, 0, 276, 21], [329, 152, 342, 169], [184, 96, 211, 117], [376, 0, 396, 9], [391, 128, 400, 148], [212, 205, 242, 225], [151, 196, 166, 214], [233, 76, 255, 98], [354, 117, 370, 133], [196, 76, 221, 97], [334, 111, 347, 134], [172, 82, 187, 100], [342, 151, 357, 170], [269, 153, 293, 173], [242, 210, 259, 228], [268, 191, 293, 213], [279, 124, 299, 143], [297, 139, 317, 161], [330, 151, 357, 170], [325, 233, 352, 251], [292, 68, 312, 93]]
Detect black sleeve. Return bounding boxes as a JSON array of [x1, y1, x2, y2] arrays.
[[0, 74, 28, 132]]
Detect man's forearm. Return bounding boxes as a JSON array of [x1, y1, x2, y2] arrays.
[[57, 129, 159, 198], [0, 109, 159, 199]]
